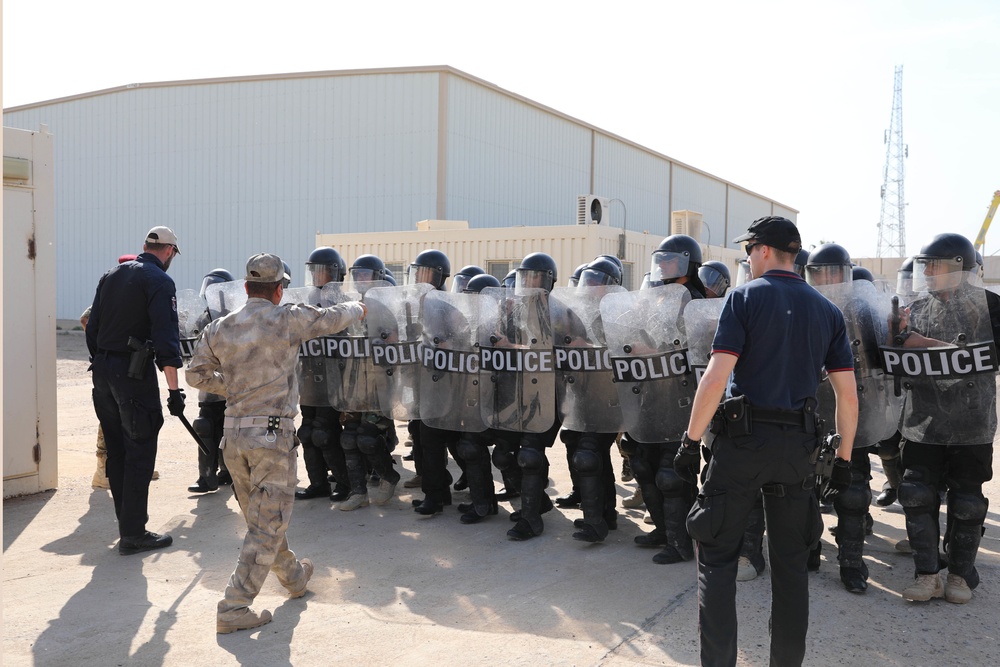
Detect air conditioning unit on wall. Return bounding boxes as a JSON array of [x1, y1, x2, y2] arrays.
[[671, 210, 704, 240], [578, 195, 610, 224]]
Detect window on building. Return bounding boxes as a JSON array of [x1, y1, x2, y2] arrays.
[[622, 262, 636, 290], [384, 262, 405, 283], [487, 260, 514, 283]]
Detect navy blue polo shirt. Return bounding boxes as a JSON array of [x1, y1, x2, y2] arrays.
[[86, 252, 183, 369], [711, 269, 853, 410]]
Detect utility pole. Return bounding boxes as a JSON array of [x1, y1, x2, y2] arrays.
[[876, 65, 908, 258]]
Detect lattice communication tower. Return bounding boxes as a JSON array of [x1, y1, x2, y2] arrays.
[[876, 65, 908, 257]]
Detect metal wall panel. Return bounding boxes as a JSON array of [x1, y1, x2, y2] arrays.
[[5, 73, 440, 318], [444, 77, 591, 228], [671, 165, 727, 248], [593, 134, 672, 237], [727, 188, 774, 247]]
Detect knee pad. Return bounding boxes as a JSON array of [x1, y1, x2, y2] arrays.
[[949, 492, 988, 524], [297, 423, 314, 445], [312, 427, 329, 448], [571, 448, 601, 475], [629, 453, 653, 481], [898, 477, 937, 512], [458, 437, 486, 464], [357, 430, 387, 457], [655, 467, 687, 496], [492, 446, 515, 470], [517, 447, 546, 474], [339, 424, 358, 451], [191, 416, 213, 439], [833, 484, 871, 514]]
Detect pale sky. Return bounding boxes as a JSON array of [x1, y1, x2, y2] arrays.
[[4, 0, 999, 257]]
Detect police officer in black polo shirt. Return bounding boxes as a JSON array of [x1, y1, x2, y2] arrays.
[[675, 216, 858, 667], [87, 226, 186, 555]]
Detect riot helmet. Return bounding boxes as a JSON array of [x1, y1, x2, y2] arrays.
[[976, 250, 985, 277], [639, 271, 661, 291], [698, 260, 731, 298], [408, 249, 451, 290], [568, 263, 588, 287], [502, 270, 517, 290], [199, 268, 234, 300], [515, 252, 558, 293], [913, 233, 976, 293], [464, 274, 501, 294], [383, 269, 398, 287], [349, 254, 387, 284], [851, 265, 875, 283], [596, 254, 624, 271], [305, 246, 345, 287], [650, 234, 702, 284], [794, 249, 810, 278], [896, 256, 914, 297], [451, 265, 485, 293], [282, 261, 292, 289], [578, 257, 623, 287], [805, 243, 853, 287]]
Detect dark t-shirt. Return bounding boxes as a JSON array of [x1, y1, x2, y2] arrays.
[[711, 269, 853, 411]]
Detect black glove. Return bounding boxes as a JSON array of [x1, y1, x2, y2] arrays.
[[822, 457, 852, 501], [167, 388, 186, 417], [673, 443, 701, 486]]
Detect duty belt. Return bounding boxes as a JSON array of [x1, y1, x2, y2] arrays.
[[223, 416, 297, 441], [752, 406, 817, 434]]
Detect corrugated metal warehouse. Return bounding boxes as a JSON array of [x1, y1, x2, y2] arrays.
[[3, 65, 796, 319]]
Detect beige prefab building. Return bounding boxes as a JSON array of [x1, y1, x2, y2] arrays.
[[317, 215, 745, 291]]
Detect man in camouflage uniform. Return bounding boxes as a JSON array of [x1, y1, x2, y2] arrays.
[[187, 253, 367, 633]]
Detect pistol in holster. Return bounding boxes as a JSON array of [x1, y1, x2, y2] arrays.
[[127, 336, 155, 380]]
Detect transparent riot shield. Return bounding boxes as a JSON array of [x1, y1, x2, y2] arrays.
[[418, 290, 486, 432], [205, 280, 247, 320], [478, 286, 556, 433], [600, 284, 694, 443], [682, 298, 724, 386], [280, 286, 328, 407], [365, 283, 434, 420], [879, 275, 999, 444], [321, 282, 382, 412], [176, 288, 210, 360], [549, 285, 625, 433]]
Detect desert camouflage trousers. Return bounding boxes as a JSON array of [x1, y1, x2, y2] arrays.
[[218, 426, 309, 619]]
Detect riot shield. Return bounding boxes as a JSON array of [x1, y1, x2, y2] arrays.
[[549, 285, 625, 433], [478, 286, 556, 433], [176, 288, 210, 360], [365, 283, 434, 420], [319, 282, 382, 412], [418, 290, 486, 432], [205, 280, 247, 320], [879, 275, 999, 444], [682, 298, 724, 386], [600, 284, 695, 443], [281, 287, 329, 407]]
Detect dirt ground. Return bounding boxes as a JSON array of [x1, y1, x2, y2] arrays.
[[2, 331, 998, 666]]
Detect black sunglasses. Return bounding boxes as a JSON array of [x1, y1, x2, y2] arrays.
[[745, 242, 762, 256]]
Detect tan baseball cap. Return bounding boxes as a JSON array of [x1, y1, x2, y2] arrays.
[[145, 226, 180, 253], [245, 253, 286, 283]]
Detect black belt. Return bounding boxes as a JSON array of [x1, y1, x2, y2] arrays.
[[752, 406, 817, 434], [97, 349, 130, 357]]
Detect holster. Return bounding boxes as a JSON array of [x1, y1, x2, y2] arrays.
[[712, 395, 753, 437]]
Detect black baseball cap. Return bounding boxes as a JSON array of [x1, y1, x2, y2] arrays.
[[732, 216, 801, 253]]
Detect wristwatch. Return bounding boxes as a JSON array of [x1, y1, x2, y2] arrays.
[[681, 431, 700, 449]]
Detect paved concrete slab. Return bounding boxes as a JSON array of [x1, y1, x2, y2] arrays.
[[3, 331, 999, 665]]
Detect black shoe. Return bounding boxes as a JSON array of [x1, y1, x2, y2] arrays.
[[555, 490, 581, 509], [635, 531, 668, 547], [457, 502, 474, 513], [507, 519, 539, 541], [652, 545, 689, 565], [496, 487, 520, 501], [119, 531, 173, 555], [453, 474, 468, 491], [329, 486, 350, 502], [188, 478, 219, 493], [840, 566, 869, 593], [875, 488, 897, 507], [217, 470, 233, 486], [402, 452, 414, 461], [414, 498, 446, 516], [460, 504, 498, 524], [572, 523, 606, 543], [295, 485, 331, 500], [510, 494, 553, 522]]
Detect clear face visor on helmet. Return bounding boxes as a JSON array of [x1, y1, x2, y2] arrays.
[[305, 263, 337, 287], [578, 267, 615, 288], [698, 266, 730, 298], [515, 268, 552, 294], [650, 251, 690, 283], [200, 275, 228, 300], [735, 260, 753, 286], [408, 263, 442, 287], [896, 270, 914, 297], [805, 264, 853, 287], [451, 274, 473, 293], [913, 258, 968, 293]]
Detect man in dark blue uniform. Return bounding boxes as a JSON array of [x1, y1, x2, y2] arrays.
[[676, 216, 858, 666], [87, 226, 186, 555]]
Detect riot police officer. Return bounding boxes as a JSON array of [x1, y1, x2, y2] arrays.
[[698, 260, 731, 299], [451, 265, 485, 294], [295, 246, 350, 501], [891, 233, 1000, 604]]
